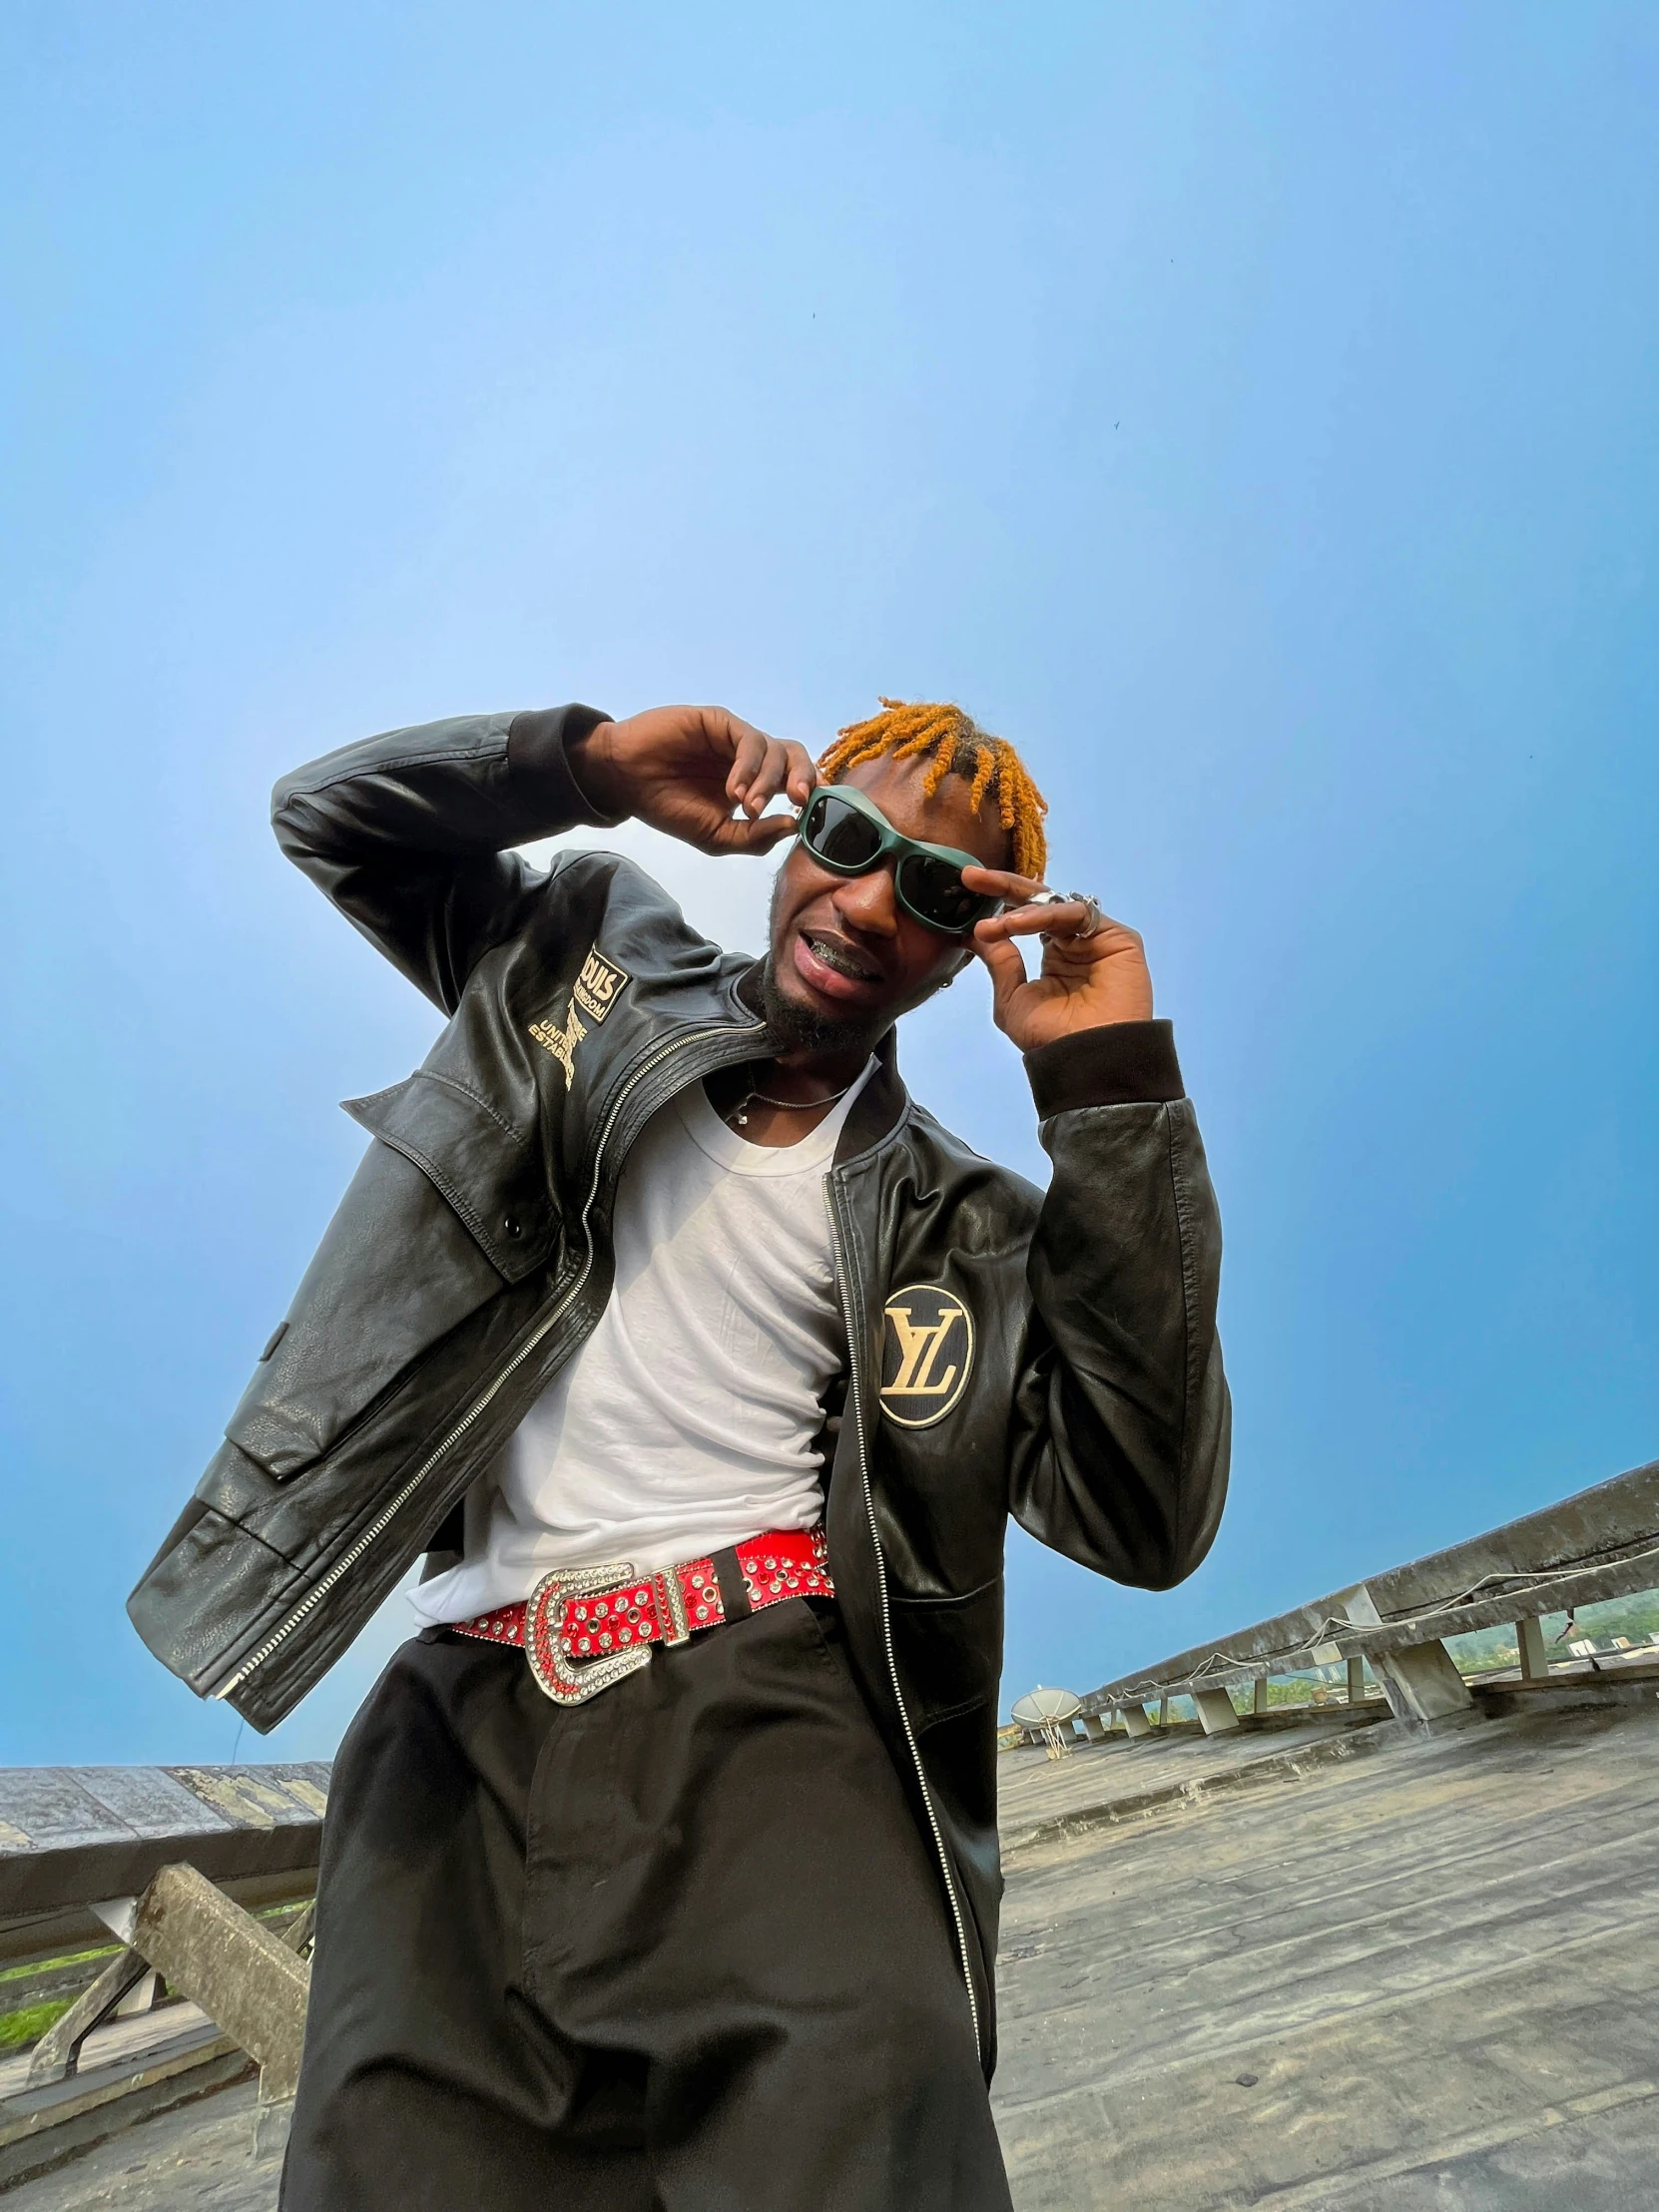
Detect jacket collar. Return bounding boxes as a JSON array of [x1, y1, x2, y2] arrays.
[[837, 1027, 907, 1164]]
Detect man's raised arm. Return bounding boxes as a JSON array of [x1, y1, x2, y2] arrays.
[[272, 703, 818, 1013], [1009, 1027, 1230, 1588], [961, 863, 1231, 1588], [270, 706, 619, 1013]]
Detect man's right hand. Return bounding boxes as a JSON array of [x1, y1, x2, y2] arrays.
[[569, 707, 818, 855]]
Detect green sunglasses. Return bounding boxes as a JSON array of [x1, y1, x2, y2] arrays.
[[796, 784, 1003, 937]]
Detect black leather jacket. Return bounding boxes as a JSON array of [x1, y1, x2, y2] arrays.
[[128, 705, 1230, 2073]]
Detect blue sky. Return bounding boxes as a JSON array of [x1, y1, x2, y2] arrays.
[[3, 2, 1656, 1765]]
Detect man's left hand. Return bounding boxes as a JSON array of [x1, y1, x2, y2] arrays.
[[961, 867, 1154, 1051]]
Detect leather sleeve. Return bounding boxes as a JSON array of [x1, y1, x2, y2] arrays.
[[270, 706, 617, 1012], [1007, 1048, 1231, 1590]]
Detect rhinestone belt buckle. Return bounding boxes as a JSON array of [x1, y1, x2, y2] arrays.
[[524, 1559, 691, 1706]]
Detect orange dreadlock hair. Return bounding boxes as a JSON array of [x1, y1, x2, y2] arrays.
[[818, 699, 1049, 881]]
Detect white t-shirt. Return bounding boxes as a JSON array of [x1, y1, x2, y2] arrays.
[[410, 1061, 873, 1625]]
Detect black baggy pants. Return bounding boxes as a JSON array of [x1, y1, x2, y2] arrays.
[[280, 1598, 1012, 2211]]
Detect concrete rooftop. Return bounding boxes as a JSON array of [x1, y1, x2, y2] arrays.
[[993, 1686, 1659, 2208], [12, 1685, 1659, 2207]]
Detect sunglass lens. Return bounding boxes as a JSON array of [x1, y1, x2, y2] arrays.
[[805, 792, 883, 870], [898, 852, 982, 933]]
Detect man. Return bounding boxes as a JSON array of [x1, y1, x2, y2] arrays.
[[129, 695, 1229, 2210]]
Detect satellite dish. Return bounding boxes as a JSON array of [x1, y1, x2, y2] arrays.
[[1010, 1686, 1083, 1725], [1010, 1686, 1085, 1757]]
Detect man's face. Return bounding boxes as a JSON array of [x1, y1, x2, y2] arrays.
[[764, 753, 1013, 1051]]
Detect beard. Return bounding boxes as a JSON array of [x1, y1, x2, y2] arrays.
[[760, 872, 884, 1057], [758, 956, 874, 1055]]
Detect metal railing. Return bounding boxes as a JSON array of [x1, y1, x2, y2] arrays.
[[1074, 1453, 1659, 1736]]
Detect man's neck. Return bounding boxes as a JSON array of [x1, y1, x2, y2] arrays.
[[767, 1037, 880, 1092], [703, 1045, 875, 1151]]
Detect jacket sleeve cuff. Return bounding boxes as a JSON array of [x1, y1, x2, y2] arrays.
[[507, 705, 626, 830], [1024, 1020, 1185, 1116]]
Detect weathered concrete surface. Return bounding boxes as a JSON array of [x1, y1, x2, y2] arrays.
[[990, 1697, 1659, 2208], [0, 1766, 329, 1966], [25, 1952, 159, 2090], [1371, 1632, 1477, 1723], [130, 1866, 308, 2102], [0, 2005, 243, 2193], [4, 2078, 277, 2210], [996, 1703, 1389, 1854], [13, 1698, 1659, 2207], [0, 2007, 224, 2109]]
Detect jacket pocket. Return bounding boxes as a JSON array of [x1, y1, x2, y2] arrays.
[[889, 1575, 1004, 1732], [225, 1072, 554, 1481]]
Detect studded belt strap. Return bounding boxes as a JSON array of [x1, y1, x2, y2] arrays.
[[450, 1526, 833, 1706]]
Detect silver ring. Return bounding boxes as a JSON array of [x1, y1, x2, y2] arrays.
[[1029, 888, 1105, 940]]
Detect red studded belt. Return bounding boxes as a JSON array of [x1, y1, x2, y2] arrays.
[[450, 1526, 833, 1706]]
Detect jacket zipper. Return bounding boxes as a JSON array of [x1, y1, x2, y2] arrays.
[[213, 1018, 765, 1701], [826, 1173, 984, 2066]]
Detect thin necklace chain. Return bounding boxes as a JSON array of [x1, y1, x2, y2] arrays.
[[744, 1081, 854, 1109], [726, 1065, 856, 1129]]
